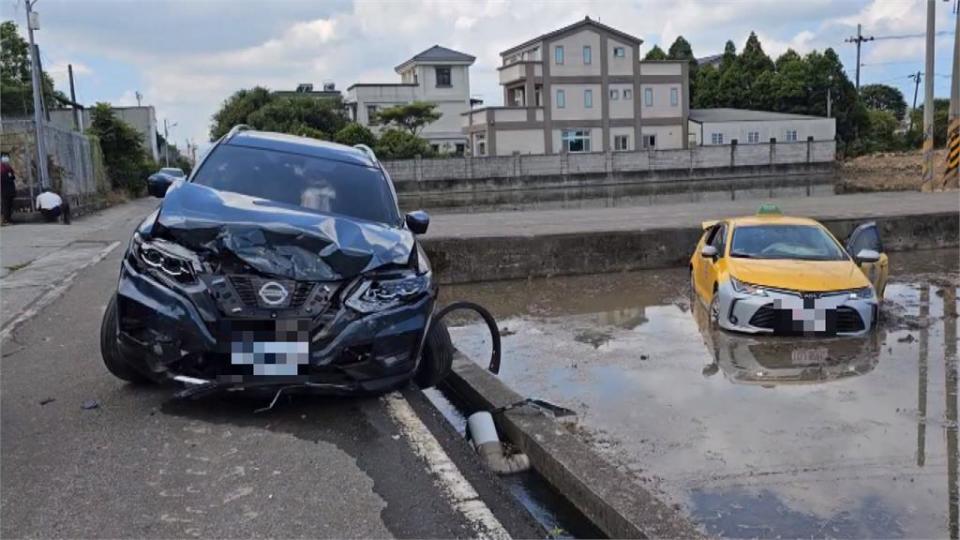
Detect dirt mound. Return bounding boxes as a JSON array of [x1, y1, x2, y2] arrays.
[[838, 149, 951, 192]]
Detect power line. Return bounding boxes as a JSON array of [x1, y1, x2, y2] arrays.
[[872, 30, 954, 41]]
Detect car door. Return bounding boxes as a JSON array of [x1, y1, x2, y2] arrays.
[[692, 226, 712, 299], [845, 222, 888, 297], [700, 222, 727, 301]]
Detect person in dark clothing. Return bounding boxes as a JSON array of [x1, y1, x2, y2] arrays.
[[1, 154, 16, 224]]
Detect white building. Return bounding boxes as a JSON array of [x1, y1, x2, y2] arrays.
[[462, 17, 689, 156], [346, 45, 476, 154], [688, 108, 836, 146], [48, 105, 161, 161]]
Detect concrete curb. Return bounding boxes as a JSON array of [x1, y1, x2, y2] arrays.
[[442, 353, 704, 539], [425, 211, 959, 284]]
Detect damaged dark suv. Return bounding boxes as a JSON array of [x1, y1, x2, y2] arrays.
[[100, 126, 451, 395]]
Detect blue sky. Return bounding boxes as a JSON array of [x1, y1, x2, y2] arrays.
[[2, 0, 956, 151]]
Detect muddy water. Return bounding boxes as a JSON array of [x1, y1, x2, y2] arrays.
[[441, 249, 959, 539]]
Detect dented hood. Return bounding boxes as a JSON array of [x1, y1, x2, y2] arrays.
[[154, 181, 413, 281]]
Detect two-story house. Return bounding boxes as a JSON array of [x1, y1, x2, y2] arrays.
[[346, 45, 475, 154], [462, 17, 689, 156]]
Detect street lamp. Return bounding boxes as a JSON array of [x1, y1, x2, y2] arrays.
[[163, 118, 178, 167]]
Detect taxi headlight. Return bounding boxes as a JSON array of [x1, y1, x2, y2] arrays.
[[730, 276, 768, 296], [849, 287, 874, 300]]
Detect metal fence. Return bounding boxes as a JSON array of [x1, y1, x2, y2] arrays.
[[0, 119, 107, 207]]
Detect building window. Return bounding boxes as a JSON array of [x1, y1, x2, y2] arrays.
[[556, 89, 565, 109], [455, 143, 465, 155], [476, 134, 486, 156], [642, 134, 656, 149], [561, 129, 591, 153], [555, 45, 564, 65], [583, 45, 592, 65], [610, 89, 619, 100], [785, 129, 798, 142], [748, 131, 760, 144], [435, 67, 452, 87], [644, 88, 653, 106], [613, 47, 626, 57], [584, 89, 593, 108], [711, 133, 724, 145], [430, 144, 440, 153], [366, 105, 378, 124], [614, 135, 629, 151], [623, 88, 633, 100], [670, 88, 679, 106]]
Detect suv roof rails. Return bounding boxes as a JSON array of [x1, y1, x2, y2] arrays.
[[225, 124, 252, 141], [353, 144, 379, 164]]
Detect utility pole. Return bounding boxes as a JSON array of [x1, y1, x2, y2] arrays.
[[921, 0, 936, 190], [163, 119, 177, 167], [826, 74, 833, 118], [24, 0, 49, 191], [944, 0, 959, 188], [135, 91, 142, 107], [909, 71, 923, 133], [68, 63, 80, 131], [845, 23, 875, 90]]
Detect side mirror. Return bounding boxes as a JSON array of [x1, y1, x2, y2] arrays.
[[147, 175, 172, 198], [701, 245, 718, 258], [405, 210, 430, 235], [856, 248, 880, 263]]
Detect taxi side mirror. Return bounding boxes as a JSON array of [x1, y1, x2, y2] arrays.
[[701, 245, 718, 258], [856, 249, 880, 263]]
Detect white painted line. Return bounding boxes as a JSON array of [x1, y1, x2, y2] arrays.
[[0, 241, 120, 342], [383, 391, 511, 540]]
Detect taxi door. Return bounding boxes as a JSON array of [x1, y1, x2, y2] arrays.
[[698, 222, 727, 302], [845, 222, 889, 298]]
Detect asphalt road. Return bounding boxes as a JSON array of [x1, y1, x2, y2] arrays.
[[0, 199, 541, 538]]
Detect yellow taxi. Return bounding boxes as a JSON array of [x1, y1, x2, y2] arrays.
[[690, 205, 888, 336]]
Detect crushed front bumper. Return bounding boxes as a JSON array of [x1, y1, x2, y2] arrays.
[[114, 260, 433, 393], [713, 280, 877, 337]]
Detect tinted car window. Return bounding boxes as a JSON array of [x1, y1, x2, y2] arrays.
[[730, 225, 847, 261], [709, 224, 727, 255], [192, 144, 399, 225]]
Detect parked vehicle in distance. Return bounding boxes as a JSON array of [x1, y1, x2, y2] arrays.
[[102, 126, 451, 395], [146, 167, 186, 195], [689, 204, 888, 336]]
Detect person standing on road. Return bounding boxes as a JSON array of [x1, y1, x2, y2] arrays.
[[35, 188, 71, 224], [1, 154, 16, 225]]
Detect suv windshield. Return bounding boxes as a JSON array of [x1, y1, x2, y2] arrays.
[[191, 144, 399, 225], [730, 225, 848, 261]]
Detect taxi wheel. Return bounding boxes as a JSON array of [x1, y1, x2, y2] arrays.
[[709, 291, 721, 327]]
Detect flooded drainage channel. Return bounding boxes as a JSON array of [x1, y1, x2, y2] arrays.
[[422, 386, 605, 539], [438, 248, 959, 539]]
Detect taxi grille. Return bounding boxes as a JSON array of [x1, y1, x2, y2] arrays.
[[835, 307, 865, 333], [748, 304, 777, 329]]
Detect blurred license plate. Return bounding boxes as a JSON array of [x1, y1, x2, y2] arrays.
[[227, 320, 310, 376], [791, 347, 828, 363]]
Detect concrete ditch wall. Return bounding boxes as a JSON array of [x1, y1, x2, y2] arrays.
[[423, 212, 959, 284], [386, 140, 836, 212]]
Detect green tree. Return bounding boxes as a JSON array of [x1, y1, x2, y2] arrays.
[[860, 84, 907, 121], [1, 21, 68, 116], [908, 98, 950, 147], [334, 122, 377, 147], [374, 129, 433, 160], [87, 103, 154, 195], [374, 101, 441, 136], [246, 97, 346, 140], [209, 86, 273, 140], [667, 36, 698, 100], [863, 109, 901, 152], [643, 45, 668, 61]]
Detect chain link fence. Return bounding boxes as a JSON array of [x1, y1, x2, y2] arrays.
[[0, 119, 108, 210]]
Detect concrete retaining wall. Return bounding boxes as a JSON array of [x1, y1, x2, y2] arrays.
[[387, 140, 837, 212], [423, 212, 959, 284]]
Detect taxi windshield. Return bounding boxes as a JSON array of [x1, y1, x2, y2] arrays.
[[730, 225, 848, 261]]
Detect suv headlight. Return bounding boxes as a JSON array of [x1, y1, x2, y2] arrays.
[[345, 271, 431, 314], [130, 233, 199, 282], [730, 276, 768, 296]]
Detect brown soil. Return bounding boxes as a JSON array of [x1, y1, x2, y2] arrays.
[[838, 149, 955, 192]]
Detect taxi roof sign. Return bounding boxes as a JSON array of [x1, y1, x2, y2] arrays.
[[756, 203, 783, 216]]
